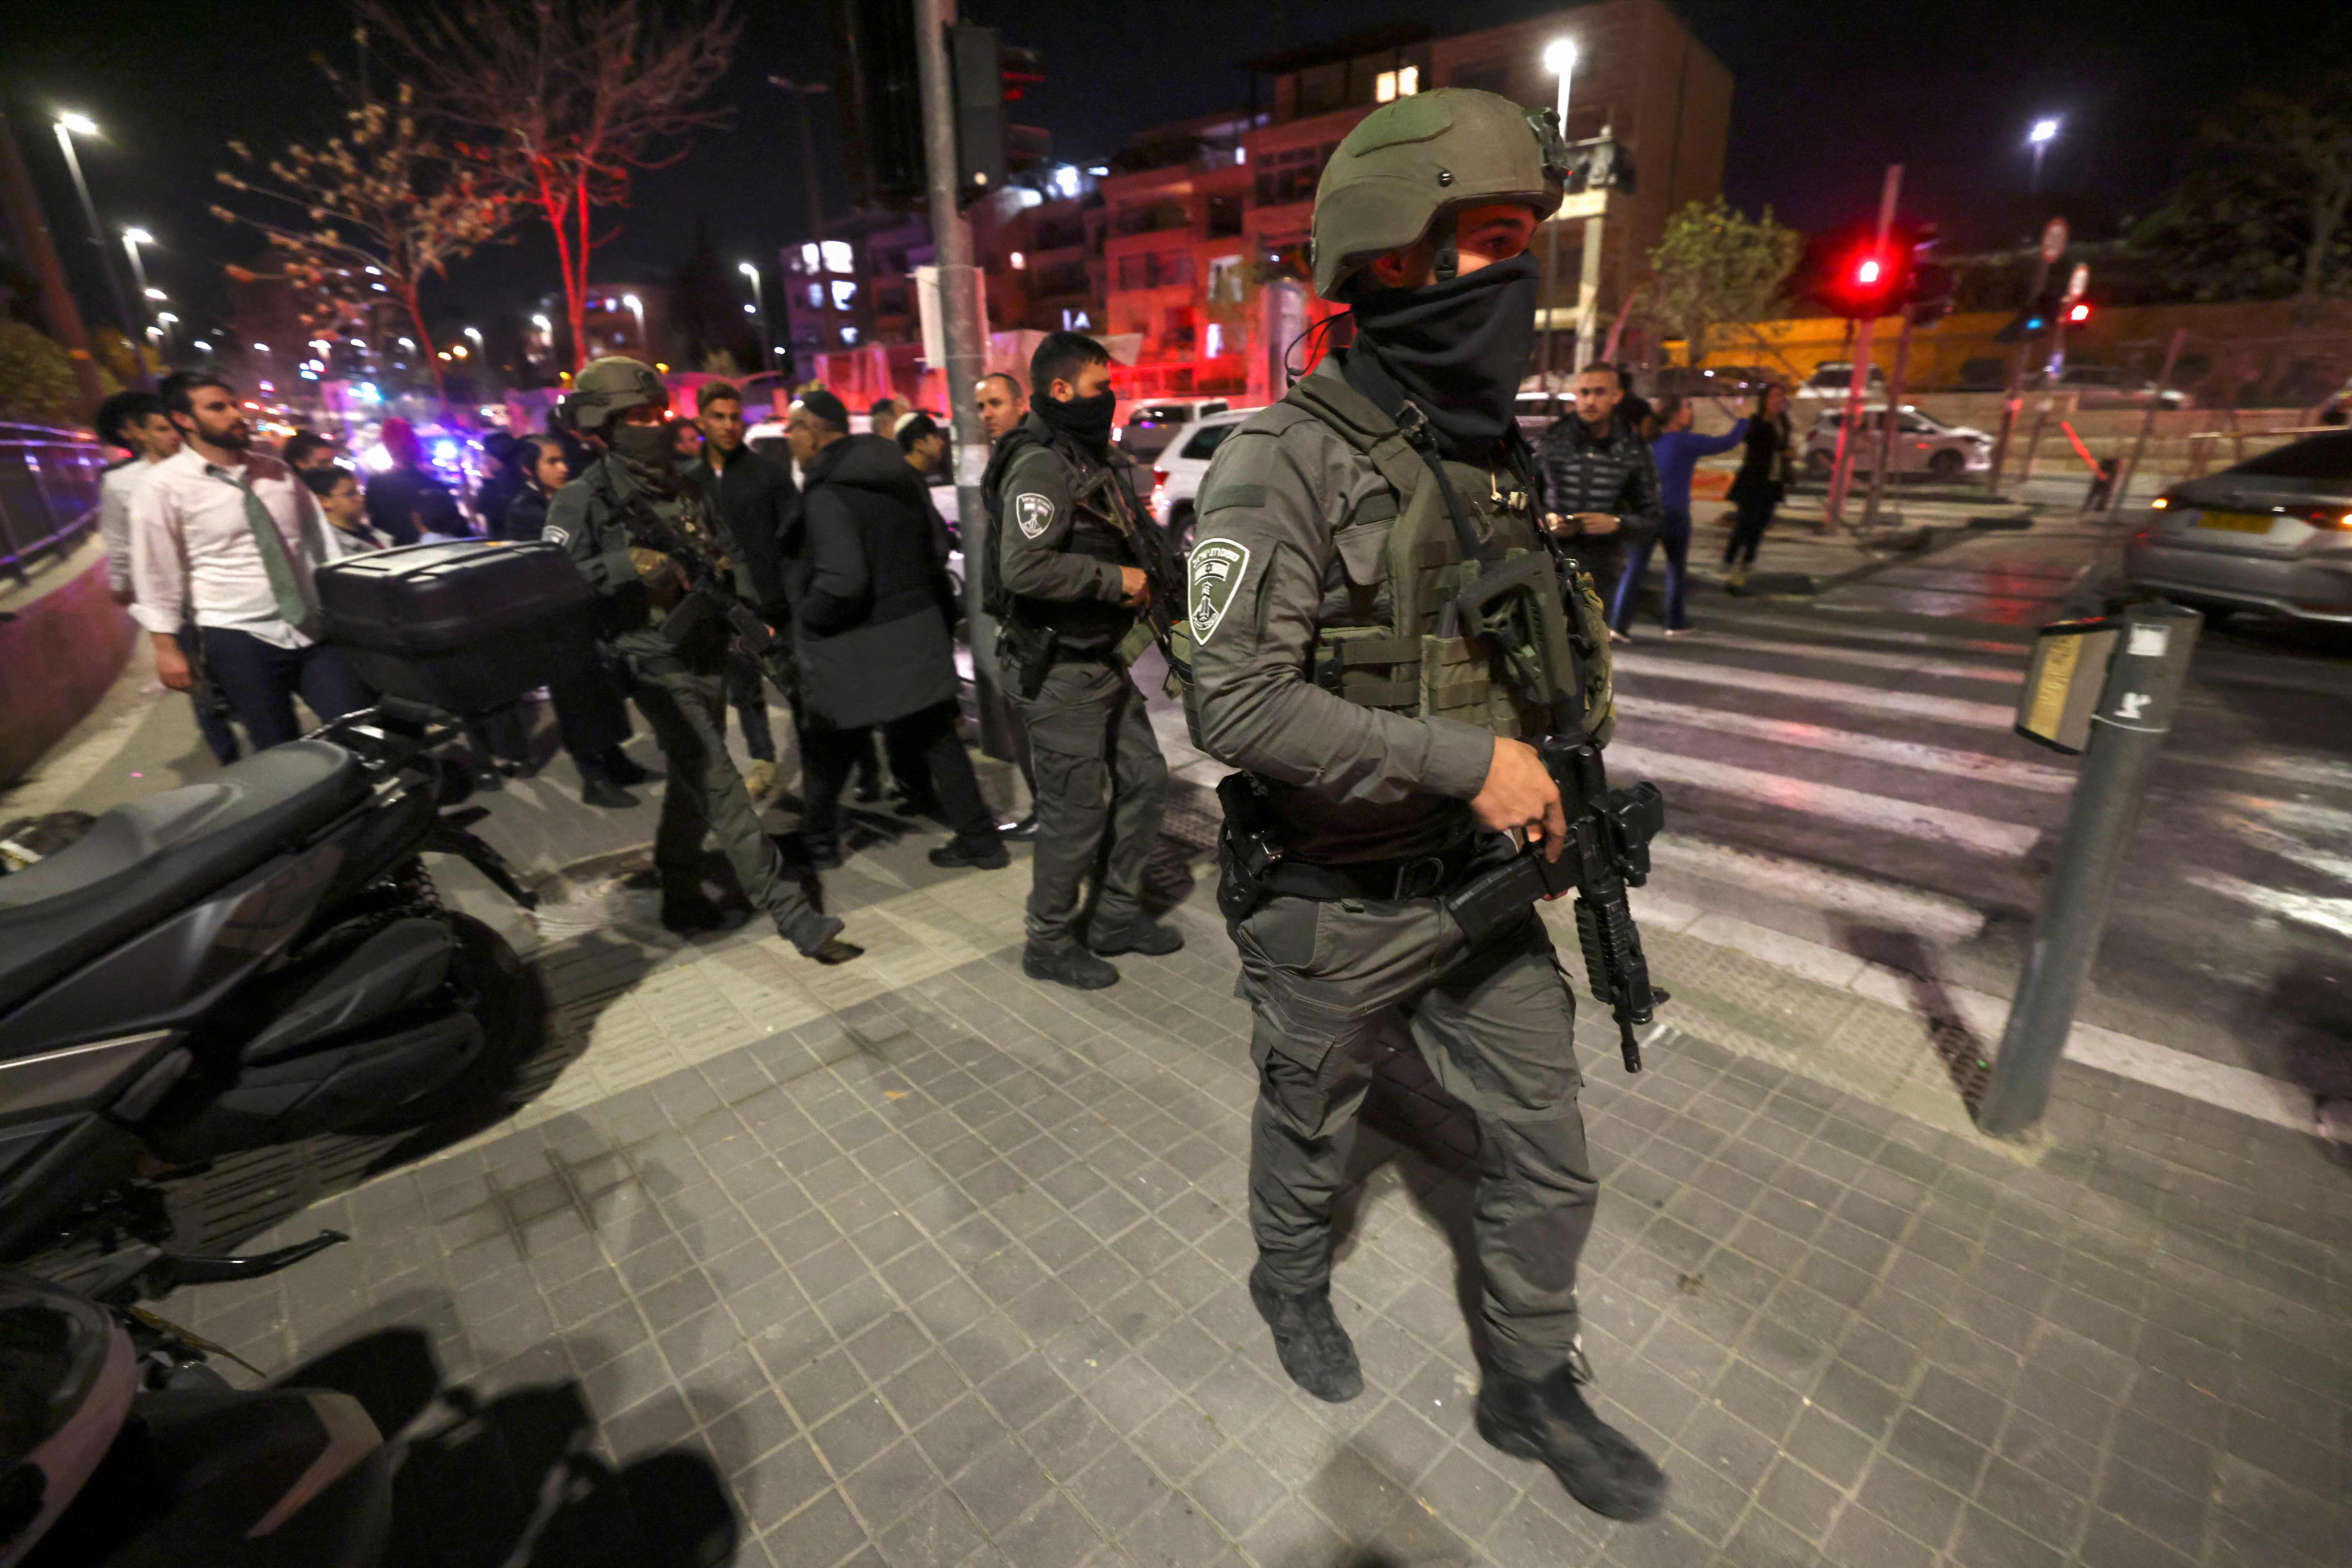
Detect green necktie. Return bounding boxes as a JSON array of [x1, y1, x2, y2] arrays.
[[219, 468, 315, 635]]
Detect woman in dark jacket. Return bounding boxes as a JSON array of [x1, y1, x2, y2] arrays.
[[794, 431, 1003, 871], [1723, 383, 1794, 590]]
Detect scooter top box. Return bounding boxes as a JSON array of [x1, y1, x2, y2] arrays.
[[317, 540, 594, 714]]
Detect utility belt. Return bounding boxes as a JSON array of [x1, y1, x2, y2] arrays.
[[1215, 772, 1487, 920], [997, 619, 1122, 699]]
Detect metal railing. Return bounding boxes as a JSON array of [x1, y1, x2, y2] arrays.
[[0, 422, 106, 582]]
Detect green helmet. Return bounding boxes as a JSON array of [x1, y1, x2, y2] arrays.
[[1310, 89, 1570, 300], [565, 356, 668, 433]]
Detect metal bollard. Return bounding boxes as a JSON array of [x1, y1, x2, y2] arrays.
[[1976, 600, 2202, 1136]]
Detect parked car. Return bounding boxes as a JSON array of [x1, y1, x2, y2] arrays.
[[1148, 407, 1254, 549], [2123, 430, 2352, 623], [2045, 364, 2189, 409], [1118, 397, 1231, 462], [1804, 405, 1991, 480], [1797, 361, 1888, 399]]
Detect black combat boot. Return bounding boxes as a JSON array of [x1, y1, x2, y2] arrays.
[[578, 761, 637, 810], [929, 836, 1009, 870], [1022, 943, 1118, 990], [600, 747, 654, 787], [1248, 1264, 1364, 1403], [1086, 916, 1184, 957], [1475, 1362, 1668, 1522], [661, 889, 748, 936]]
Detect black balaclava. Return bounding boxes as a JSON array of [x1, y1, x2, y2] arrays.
[[607, 419, 683, 495], [1035, 380, 1116, 454], [1345, 253, 1540, 455]]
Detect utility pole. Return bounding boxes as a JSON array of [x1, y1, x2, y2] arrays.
[[1825, 163, 1901, 531], [53, 118, 144, 388], [2107, 327, 2189, 518], [0, 113, 106, 414], [914, 0, 1016, 763]]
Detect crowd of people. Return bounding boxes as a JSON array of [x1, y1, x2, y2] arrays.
[[1531, 367, 1797, 638]]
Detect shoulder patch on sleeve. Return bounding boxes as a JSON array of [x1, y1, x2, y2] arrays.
[[541, 524, 570, 546], [1014, 493, 1054, 539], [1186, 539, 1252, 643]]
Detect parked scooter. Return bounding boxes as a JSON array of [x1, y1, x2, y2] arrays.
[[0, 1245, 392, 1567], [0, 700, 546, 1264]]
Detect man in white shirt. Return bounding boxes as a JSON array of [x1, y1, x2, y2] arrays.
[[130, 373, 374, 750], [98, 390, 244, 765]]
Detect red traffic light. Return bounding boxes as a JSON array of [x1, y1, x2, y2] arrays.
[[2066, 302, 2091, 323], [1854, 255, 1883, 287]]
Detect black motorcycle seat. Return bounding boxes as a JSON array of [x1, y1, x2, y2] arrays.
[[0, 741, 370, 1019]]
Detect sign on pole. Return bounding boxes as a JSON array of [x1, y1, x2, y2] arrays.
[[2040, 217, 2069, 263], [2064, 262, 2090, 302]]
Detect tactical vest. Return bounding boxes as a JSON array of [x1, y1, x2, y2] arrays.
[[980, 423, 1139, 648], [1171, 371, 1613, 749]]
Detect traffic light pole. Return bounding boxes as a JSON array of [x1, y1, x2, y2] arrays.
[[914, 0, 1019, 766], [1986, 251, 2055, 496], [1824, 164, 1901, 532], [1859, 306, 1916, 531]]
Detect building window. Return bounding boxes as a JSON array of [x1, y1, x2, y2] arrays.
[[1206, 194, 1243, 238], [799, 242, 821, 273], [805, 283, 824, 309], [1253, 144, 1328, 207], [842, 325, 859, 345], [1062, 307, 1091, 330], [821, 240, 854, 274], [831, 280, 858, 309], [1207, 255, 1245, 303]]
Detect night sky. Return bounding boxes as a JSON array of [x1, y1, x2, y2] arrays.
[[5, 0, 2339, 344]]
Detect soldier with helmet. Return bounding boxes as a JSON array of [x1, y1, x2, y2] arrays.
[[544, 356, 860, 964], [1175, 91, 1667, 1519]]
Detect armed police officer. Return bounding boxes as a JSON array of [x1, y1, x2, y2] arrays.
[[544, 357, 859, 965], [1179, 91, 1667, 1521], [983, 332, 1179, 991]]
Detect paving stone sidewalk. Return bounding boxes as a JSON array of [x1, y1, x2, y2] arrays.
[[168, 843, 2352, 1568]]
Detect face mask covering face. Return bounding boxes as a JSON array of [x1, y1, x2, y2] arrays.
[[1347, 253, 1540, 453], [1037, 386, 1116, 451], [608, 419, 682, 490]]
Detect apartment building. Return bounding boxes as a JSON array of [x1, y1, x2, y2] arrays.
[[1103, 1, 1731, 399]]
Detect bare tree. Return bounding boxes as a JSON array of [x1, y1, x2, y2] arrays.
[[367, 0, 738, 373], [212, 50, 514, 401], [2135, 77, 2352, 312]]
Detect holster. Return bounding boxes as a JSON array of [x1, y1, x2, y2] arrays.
[[658, 585, 724, 649], [998, 620, 1060, 700], [1213, 772, 1284, 923]]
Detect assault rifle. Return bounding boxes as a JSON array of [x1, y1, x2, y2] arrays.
[[1074, 460, 1186, 661], [1442, 736, 1667, 1073], [614, 490, 794, 696]]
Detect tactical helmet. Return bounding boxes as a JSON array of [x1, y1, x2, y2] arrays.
[[1310, 89, 1570, 300], [565, 356, 668, 433]]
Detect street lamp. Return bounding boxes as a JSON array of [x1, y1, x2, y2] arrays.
[[54, 113, 142, 355], [464, 325, 484, 348], [622, 294, 645, 353], [737, 259, 774, 369], [121, 227, 154, 322], [2028, 117, 2061, 193], [768, 75, 833, 246], [155, 310, 178, 357], [1540, 39, 1581, 384], [143, 287, 166, 302]]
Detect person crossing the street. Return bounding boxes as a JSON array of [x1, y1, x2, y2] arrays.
[[1537, 362, 1661, 646], [1177, 88, 1668, 1523], [543, 356, 858, 962], [984, 331, 1178, 990]]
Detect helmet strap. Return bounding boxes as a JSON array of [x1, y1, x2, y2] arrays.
[[1434, 237, 1459, 284]]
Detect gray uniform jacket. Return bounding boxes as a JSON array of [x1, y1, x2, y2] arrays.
[[1184, 360, 1496, 864], [995, 413, 1139, 652]]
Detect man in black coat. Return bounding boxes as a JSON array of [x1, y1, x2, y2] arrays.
[[686, 381, 797, 800], [784, 389, 1006, 872], [1536, 363, 1662, 643]]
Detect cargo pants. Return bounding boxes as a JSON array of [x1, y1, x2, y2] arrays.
[[1010, 658, 1169, 950], [627, 658, 833, 954], [1233, 890, 1598, 1382]]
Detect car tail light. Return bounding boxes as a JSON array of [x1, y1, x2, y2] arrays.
[[2150, 495, 2170, 510], [2299, 505, 2352, 531], [1153, 468, 1169, 488]]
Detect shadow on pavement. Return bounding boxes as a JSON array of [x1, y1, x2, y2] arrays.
[[279, 1327, 737, 1568]]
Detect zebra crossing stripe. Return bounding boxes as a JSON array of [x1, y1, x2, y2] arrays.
[[1647, 835, 1986, 943], [1616, 696, 2074, 794], [1609, 744, 2041, 856], [1679, 632, 2024, 686], [1612, 654, 2019, 729], [1711, 611, 2032, 660]]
